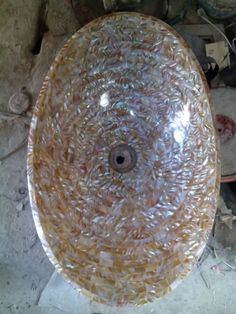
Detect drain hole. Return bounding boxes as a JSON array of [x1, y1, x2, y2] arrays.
[[116, 156, 125, 164], [218, 128, 222, 132], [109, 144, 137, 173]]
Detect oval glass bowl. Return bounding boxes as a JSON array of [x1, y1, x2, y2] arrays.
[[27, 12, 220, 305]]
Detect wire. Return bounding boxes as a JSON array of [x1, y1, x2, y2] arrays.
[[0, 137, 28, 162], [233, 37, 236, 53], [225, 21, 236, 30], [197, 8, 236, 54]]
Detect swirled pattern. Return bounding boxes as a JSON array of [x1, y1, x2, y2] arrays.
[[27, 13, 220, 305]]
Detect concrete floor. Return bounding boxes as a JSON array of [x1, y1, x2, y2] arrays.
[[37, 254, 236, 314], [1, 1, 236, 313]]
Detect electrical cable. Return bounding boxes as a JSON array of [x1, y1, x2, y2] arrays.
[[198, 8, 236, 54]]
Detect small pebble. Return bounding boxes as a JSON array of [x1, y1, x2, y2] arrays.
[[18, 186, 27, 195], [16, 202, 24, 211], [8, 90, 30, 114]]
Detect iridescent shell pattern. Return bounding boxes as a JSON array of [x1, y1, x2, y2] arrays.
[[27, 12, 220, 305]]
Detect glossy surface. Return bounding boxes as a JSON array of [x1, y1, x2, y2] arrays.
[[27, 13, 220, 305]]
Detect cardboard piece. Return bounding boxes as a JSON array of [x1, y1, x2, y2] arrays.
[[206, 41, 230, 70]]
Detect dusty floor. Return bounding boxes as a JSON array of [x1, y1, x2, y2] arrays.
[[1, 1, 236, 313]]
